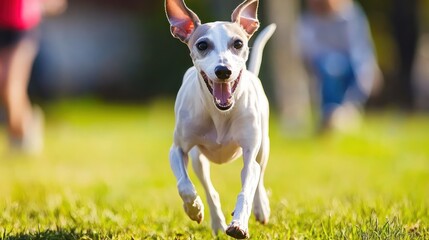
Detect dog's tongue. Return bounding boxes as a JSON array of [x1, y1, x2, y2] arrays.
[[213, 82, 232, 106]]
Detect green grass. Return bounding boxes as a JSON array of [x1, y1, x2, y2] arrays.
[[0, 99, 428, 239]]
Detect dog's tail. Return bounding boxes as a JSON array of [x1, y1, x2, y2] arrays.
[[248, 23, 277, 77]]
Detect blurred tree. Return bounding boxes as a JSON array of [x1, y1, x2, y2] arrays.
[[390, 0, 420, 110], [265, 0, 312, 137]]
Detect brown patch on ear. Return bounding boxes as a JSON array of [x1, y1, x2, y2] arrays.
[[238, 17, 259, 36]]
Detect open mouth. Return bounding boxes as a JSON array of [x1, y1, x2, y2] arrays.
[[201, 70, 242, 111]]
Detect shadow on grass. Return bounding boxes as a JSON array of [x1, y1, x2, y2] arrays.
[[1, 226, 210, 240], [2, 228, 107, 240]]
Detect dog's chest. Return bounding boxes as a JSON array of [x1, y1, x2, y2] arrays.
[[196, 118, 235, 146], [198, 128, 242, 163], [193, 119, 242, 163]]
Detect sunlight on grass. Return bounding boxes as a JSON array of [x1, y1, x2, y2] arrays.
[[0, 99, 428, 239]]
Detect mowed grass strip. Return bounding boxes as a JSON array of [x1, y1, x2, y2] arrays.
[[0, 99, 428, 239]]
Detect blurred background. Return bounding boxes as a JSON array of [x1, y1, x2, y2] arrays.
[[0, 1, 428, 237], [4, 0, 429, 133]]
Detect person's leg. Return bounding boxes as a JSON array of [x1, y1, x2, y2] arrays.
[[313, 53, 349, 129], [0, 31, 41, 151], [314, 52, 363, 132]]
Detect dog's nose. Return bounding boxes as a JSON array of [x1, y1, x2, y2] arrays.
[[215, 66, 232, 80]]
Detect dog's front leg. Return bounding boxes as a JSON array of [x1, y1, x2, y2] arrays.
[[226, 147, 261, 239], [169, 144, 204, 223]]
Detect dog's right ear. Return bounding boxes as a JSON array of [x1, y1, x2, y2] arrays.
[[165, 0, 201, 43], [232, 0, 259, 38]]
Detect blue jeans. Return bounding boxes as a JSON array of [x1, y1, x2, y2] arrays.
[[313, 52, 361, 122]]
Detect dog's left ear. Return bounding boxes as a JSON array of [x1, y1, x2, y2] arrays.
[[231, 0, 260, 38], [165, 0, 201, 43]]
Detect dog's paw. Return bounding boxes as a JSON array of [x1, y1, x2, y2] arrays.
[[183, 195, 204, 224], [253, 188, 270, 224], [253, 201, 270, 224], [226, 221, 249, 239], [253, 204, 270, 224], [211, 218, 227, 236]]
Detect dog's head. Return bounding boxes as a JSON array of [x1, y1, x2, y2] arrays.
[[165, 0, 260, 111]]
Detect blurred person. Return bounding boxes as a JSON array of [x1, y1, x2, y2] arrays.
[[297, 0, 381, 132], [0, 0, 66, 153]]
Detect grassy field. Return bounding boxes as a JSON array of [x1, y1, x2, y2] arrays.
[[0, 99, 428, 239]]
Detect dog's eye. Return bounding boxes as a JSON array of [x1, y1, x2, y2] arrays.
[[197, 41, 208, 51], [233, 40, 243, 49]]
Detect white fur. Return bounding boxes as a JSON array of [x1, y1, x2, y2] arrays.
[[166, 0, 275, 238]]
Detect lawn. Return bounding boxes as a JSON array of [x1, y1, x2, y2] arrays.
[[0, 99, 428, 239]]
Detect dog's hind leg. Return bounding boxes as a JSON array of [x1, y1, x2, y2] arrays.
[[170, 145, 204, 223], [190, 147, 227, 235], [253, 137, 270, 224]]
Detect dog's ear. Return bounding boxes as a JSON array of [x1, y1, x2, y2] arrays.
[[165, 0, 201, 43], [231, 0, 260, 38]]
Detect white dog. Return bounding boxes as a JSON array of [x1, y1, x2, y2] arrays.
[[165, 0, 275, 238]]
